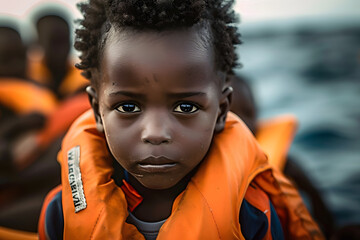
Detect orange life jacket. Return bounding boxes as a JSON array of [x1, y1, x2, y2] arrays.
[[13, 93, 91, 170], [0, 226, 38, 240], [27, 52, 88, 97], [256, 115, 298, 171], [41, 110, 323, 239], [36, 92, 91, 150], [0, 78, 58, 116]]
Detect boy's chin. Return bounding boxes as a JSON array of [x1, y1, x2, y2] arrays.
[[138, 177, 180, 190]]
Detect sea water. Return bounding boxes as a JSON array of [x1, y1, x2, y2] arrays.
[[236, 17, 360, 227]]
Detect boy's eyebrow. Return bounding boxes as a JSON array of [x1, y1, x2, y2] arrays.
[[108, 91, 207, 99], [167, 92, 207, 98], [108, 91, 145, 99]]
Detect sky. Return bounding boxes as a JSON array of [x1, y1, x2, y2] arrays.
[[1, 0, 359, 22], [0, 0, 359, 42], [234, 0, 360, 22]]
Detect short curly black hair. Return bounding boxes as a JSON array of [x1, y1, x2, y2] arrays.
[[75, 0, 240, 84]]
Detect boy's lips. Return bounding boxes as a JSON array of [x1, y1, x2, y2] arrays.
[[137, 156, 177, 173]]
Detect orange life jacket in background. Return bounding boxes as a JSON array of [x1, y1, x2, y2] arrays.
[[36, 92, 91, 150], [15, 93, 91, 170], [256, 115, 298, 171], [0, 226, 37, 240], [40, 111, 324, 239], [27, 51, 88, 98], [0, 78, 58, 116]]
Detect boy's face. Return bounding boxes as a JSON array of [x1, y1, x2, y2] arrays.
[[90, 27, 231, 190]]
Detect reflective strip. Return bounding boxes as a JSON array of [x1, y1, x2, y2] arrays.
[[67, 146, 87, 212]]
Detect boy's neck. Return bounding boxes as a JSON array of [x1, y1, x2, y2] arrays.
[[128, 169, 195, 222]]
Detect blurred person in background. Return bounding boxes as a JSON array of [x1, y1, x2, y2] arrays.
[[0, 20, 56, 232], [0, 90, 90, 233], [0, 21, 58, 173], [0, 22, 57, 122], [0, 24, 27, 80], [234, 1, 360, 238], [27, 7, 88, 99], [229, 74, 257, 134], [0, 7, 90, 232], [230, 73, 335, 238]]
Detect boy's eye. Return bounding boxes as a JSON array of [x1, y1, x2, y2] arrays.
[[116, 103, 141, 113], [174, 103, 198, 113]]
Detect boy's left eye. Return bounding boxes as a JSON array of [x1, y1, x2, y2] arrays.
[[174, 103, 198, 113], [116, 103, 141, 113]]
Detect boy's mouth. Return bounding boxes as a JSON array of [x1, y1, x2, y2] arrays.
[[137, 156, 177, 173]]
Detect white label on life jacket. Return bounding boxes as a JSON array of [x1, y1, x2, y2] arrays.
[[67, 146, 87, 213]]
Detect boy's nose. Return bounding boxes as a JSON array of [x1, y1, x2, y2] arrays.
[[141, 111, 172, 145]]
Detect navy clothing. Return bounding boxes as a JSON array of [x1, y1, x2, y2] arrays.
[[44, 190, 284, 240], [44, 191, 63, 240], [240, 198, 284, 240], [240, 199, 269, 239], [270, 200, 285, 240]]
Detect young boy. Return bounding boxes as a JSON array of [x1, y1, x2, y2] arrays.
[[39, 0, 324, 239]]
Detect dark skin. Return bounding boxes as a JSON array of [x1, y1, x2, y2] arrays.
[[0, 28, 26, 78], [36, 16, 70, 93], [87, 26, 232, 221], [229, 74, 257, 134]]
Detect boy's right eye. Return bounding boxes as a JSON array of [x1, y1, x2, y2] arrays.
[[116, 103, 141, 113]]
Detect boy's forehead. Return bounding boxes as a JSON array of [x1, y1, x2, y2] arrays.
[[94, 25, 228, 91], [102, 25, 214, 72]]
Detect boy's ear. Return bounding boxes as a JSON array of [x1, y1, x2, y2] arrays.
[[86, 86, 104, 133], [214, 86, 233, 134]]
